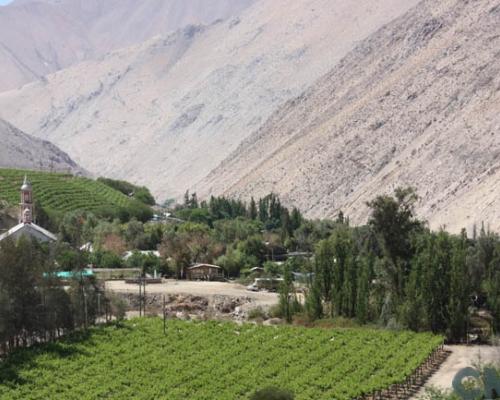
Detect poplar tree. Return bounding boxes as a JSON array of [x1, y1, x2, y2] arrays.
[[447, 230, 470, 341], [249, 197, 257, 220]]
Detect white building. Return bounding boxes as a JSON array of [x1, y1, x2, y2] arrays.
[[0, 176, 57, 243]]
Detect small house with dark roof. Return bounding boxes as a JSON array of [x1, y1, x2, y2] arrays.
[[187, 263, 224, 281]]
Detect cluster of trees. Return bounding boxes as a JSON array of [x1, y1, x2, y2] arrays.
[[2, 182, 498, 344], [177, 192, 302, 234], [97, 177, 156, 206], [159, 193, 308, 278], [300, 188, 500, 341], [0, 237, 125, 355]]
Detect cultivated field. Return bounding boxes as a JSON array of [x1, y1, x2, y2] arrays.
[[0, 168, 131, 213], [0, 318, 443, 400]]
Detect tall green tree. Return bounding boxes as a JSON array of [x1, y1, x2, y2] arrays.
[[314, 239, 335, 303], [367, 187, 420, 300], [447, 230, 470, 341], [249, 197, 257, 220]]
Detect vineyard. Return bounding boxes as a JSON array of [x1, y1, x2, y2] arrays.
[[0, 318, 443, 400], [0, 168, 132, 213]]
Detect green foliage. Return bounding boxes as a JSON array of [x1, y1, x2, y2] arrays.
[[367, 187, 421, 299], [125, 251, 165, 275], [279, 263, 293, 323], [0, 237, 123, 354], [97, 177, 156, 205], [94, 251, 123, 269], [0, 318, 443, 400], [250, 388, 294, 400], [305, 279, 323, 321]]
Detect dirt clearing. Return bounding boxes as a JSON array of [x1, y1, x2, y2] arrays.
[[413, 345, 500, 398], [106, 279, 279, 308]]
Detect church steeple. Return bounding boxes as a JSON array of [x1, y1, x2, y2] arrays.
[[20, 175, 33, 224]]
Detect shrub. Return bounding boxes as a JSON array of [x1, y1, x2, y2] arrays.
[[250, 387, 294, 400], [247, 307, 266, 320], [107, 293, 128, 322]]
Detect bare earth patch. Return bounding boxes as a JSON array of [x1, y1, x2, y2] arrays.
[[413, 345, 500, 398]]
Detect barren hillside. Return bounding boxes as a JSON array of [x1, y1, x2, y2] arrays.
[[0, 0, 420, 201], [198, 0, 500, 232], [0, 119, 84, 174], [0, 0, 254, 91]]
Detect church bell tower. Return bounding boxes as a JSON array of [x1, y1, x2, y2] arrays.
[[20, 175, 33, 224]]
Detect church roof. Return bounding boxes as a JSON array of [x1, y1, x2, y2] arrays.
[[21, 175, 32, 191], [0, 222, 57, 243]]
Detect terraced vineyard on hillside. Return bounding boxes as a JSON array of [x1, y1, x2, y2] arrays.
[[0, 169, 131, 213], [0, 318, 444, 400]]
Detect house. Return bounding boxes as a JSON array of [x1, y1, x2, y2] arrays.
[[0, 176, 57, 244], [187, 263, 225, 281]]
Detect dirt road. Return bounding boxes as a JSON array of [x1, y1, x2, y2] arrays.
[[413, 345, 500, 398], [106, 279, 279, 308]]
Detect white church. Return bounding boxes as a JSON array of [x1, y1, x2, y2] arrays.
[[0, 176, 57, 243]]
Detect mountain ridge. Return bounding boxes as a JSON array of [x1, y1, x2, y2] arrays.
[[197, 0, 500, 233], [0, 118, 85, 175], [0, 0, 254, 91], [0, 0, 421, 201]]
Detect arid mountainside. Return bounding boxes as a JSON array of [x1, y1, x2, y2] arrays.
[[0, 119, 84, 174], [0, 0, 254, 91], [198, 0, 500, 233], [0, 0, 420, 200]]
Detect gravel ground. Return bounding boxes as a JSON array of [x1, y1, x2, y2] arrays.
[[413, 345, 500, 398], [106, 279, 279, 308]]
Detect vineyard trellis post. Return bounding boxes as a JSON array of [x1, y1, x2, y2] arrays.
[[163, 295, 166, 335], [138, 276, 147, 317]]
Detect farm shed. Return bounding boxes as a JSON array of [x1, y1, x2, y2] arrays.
[[187, 263, 224, 281]]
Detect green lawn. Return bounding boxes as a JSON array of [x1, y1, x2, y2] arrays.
[[0, 318, 443, 400], [0, 168, 131, 213]]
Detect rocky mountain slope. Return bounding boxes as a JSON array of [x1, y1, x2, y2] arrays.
[[0, 0, 420, 200], [198, 0, 500, 233], [0, 0, 254, 91], [0, 118, 84, 174]]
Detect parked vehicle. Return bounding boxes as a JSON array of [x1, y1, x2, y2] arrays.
[[246, 277, 284, 292]]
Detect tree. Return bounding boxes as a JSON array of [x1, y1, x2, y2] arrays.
[[249, 197, 257, 220], [355, 257, 371, 324], [290, 208, 302, 231], [305, 277, 323, 321], [447, 231, 470, 341], [367, 187, 421, 299], [279, 263, 294, 323], [314, 239, 335, 303], [486, 244, 500, 333], [329, 228, 355, 317], [124, 218, 145, 249]]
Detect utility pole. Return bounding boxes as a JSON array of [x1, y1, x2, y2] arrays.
[[138, 278, 143, 317]]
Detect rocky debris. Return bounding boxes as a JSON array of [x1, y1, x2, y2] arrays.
[[263, 318, 285, 326], [116, 292, 259, 321]]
